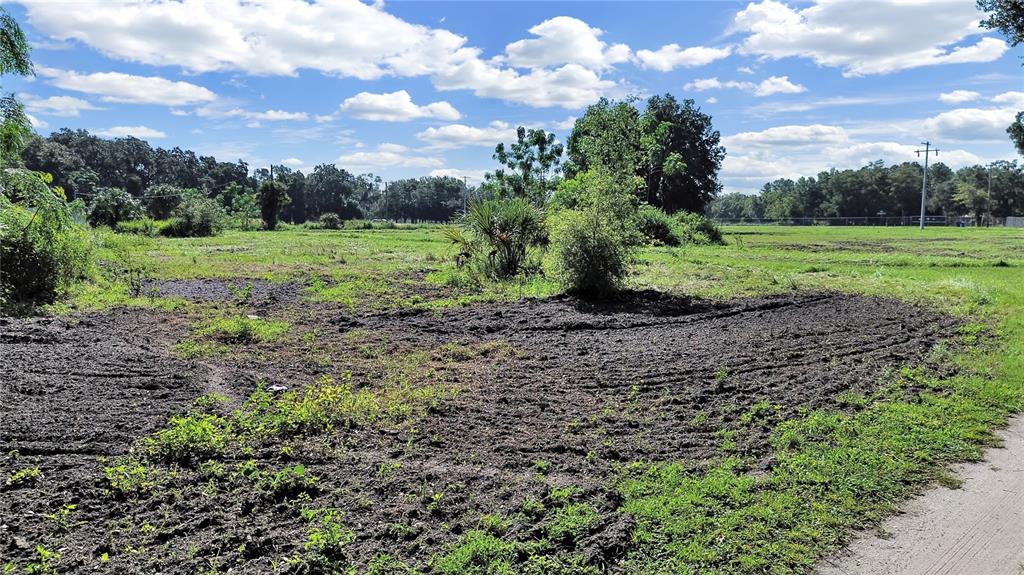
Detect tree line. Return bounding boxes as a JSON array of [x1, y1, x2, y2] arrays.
[[18, 129, 469, 223], [708, 160, 1024, 225]]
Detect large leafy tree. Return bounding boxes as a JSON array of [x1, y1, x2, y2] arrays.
[[565, 97, 641, 179], [639, 94, 725, 214]]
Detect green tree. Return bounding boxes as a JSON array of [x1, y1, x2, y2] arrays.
[[489, 127, 564, 206], [0, 7, 32, 167], [954, 181, 989, 226], [1008, 111, 1024, 156], [565, 97, 641, 178], [977, 0, 1024, 47], [639, 94, 725, 214], [257, 180, 290, 230], [143, 183, 182, 219]]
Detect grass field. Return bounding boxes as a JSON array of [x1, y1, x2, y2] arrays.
[[5, 224, 1023, 574]]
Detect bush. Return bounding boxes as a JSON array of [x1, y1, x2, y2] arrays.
[[143, 184, 182, 219], [162, 192, 225, 237], [673, 212, 724, 245], [443, 198, 545, 280], [87, 187, 142, 228], [0, 171, 93, 305], [546, 170, 640, 296], [637, 205, 681, 246], [318, 212, 342, 229], [115, 217, 167, 236]]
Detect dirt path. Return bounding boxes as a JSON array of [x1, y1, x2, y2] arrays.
[[817, 416, 1024, 575]]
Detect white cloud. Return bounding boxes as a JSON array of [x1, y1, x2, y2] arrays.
[[416, 121, 518, 149], [722, 124, 848, 148], [706, 97, 718, 104], [552, 116, 577, 131], [94, 125, 167, 139], [281, 157, 305, 168], [939, 90, 981, 104], [922, 107, 1019, 142], [19, 0, 472, 80], [19, 1, 628, 109], [503, 16, 630, 71], [27, 114, 47, 129], [337, 143, 443, 169], [737, 66, 755, 74], [37, 67, 216, 105], [195, 106, 308, 121], [635, 44, 731, 72], [992, 91, 1024, 109], [731, 0, 1008, 77], [432, 59, 621, 109], [21, 94, 101, 117], [429, 168, 488, 185], [684, 75, 805, 96], [339, 90, 460, 122]]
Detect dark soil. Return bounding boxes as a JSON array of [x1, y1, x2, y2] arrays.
[[0, 292, 957, 573], [143, 279, 307, 304]]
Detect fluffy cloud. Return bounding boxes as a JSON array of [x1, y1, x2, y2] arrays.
[[281, 157, 305, 168], [503, 17, 630, 71], [416, 121, 519, 149], [922, 107, 1019, 142], [19, 0, 471, 80], [38, 67, 216, 105], [635, 45, 731, 71], [27, 114, 48, 129], [722, 124, 848, 148], [20, 1, 653, 109], [939, 90, 981, 104], [429, 168, 488, 185], [432, 59, 621, 109], [337, 143, 443, 168], [18, 1, 624, 109], [339, 90, 460, 122], [992, 91, 1024, 109], [21, 94, 101, 117], [684, 75, 806, 96], [732, 0, 1008, 76], [94, 125, 167, 139]]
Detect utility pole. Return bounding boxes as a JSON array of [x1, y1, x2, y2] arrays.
[[987, 163, 993, 227], [915, 141, 939, 230]]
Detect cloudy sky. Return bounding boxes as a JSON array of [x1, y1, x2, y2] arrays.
[[6, 0, 1022, 193]]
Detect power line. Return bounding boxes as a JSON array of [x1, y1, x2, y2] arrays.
[[915, 141, 940, 231]]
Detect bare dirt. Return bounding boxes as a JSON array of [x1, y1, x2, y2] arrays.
[[0, 291, 957, 573]]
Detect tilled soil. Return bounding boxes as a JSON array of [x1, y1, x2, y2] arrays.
[[0, 292, 957, 573]]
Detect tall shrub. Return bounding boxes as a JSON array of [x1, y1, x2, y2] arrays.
[[546, 170, 641, 296], [87, 187, 142, 227], [0, 170, 92, 304], [163, 191, 225, 237]]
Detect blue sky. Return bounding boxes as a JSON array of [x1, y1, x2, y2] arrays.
[[5, 0, 1022, 194]]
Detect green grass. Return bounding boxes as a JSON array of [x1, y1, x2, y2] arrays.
[[50, 224, 1024, 572]]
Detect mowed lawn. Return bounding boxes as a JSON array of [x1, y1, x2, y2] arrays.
[[59, 224, 1024, 572]]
